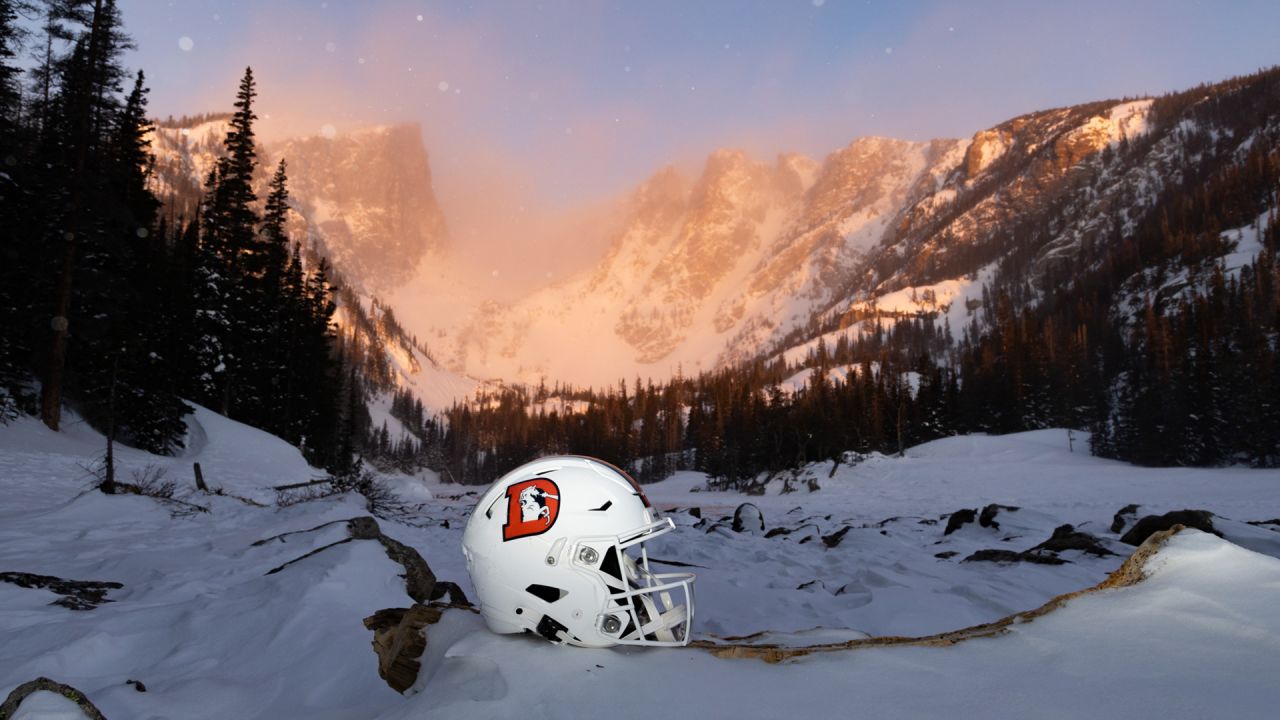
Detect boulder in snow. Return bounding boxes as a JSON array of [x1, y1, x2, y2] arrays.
[[1111, 503, 1140, 534], [822, 526, 854, 548], [1030, 524, 1115, 557], [0, 572, 122, 611], [963, 548, 1067, 565], [978, 503, 1019, 530], [943, 508, 977, 535], [1120, 510, 1219, 546], [732, 503, 765, 534]]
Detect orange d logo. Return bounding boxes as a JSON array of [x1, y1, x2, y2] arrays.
[[503, 478, 561, 541]]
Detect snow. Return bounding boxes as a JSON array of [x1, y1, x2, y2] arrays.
[[855, 263, 995, 332], [1107, 99, 1154, 144], [10, 690, 91, 719], [4, 412, 1279, 718], [386, 530, 1280, 719]]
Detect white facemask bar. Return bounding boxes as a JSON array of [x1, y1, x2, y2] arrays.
[[572, 517, 696, 647]]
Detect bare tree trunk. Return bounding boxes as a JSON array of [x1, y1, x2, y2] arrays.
[[39, 0, 106, 432], [101, 352, 118, 494]]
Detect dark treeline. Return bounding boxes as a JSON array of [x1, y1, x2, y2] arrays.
[[0, 1, 348, 470], [436, 69, 1280, 485]]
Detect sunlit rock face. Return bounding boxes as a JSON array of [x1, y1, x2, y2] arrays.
[[271, 124, 449, 292], [151, 120, 448, 293]]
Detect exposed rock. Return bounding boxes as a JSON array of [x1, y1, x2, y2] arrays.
[[1111, 504, 1140, 534], [979, 504, 1020, 530], [934, 551, 958, 559], [965, 128, 1012, 177], [1031, 524, 1116, 557], [126, 680, 146, 693], [796, 580, 825, 592], [963, 549, 1067, 565], [0, 572, 123, 611], [964, 524, 1112, 565], [943, 509, 977, 535], [764, 527, 792, 539], [822, 526, 854, 548], [732, 503, 765, 534], [363, 604, 443, 694], [1120, 510, 1219, 546], [0, 677, 109, 719]]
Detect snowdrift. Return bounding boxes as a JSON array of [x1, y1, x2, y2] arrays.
[[386, 528, 1280, 719], [3, 414, 1278, 718]]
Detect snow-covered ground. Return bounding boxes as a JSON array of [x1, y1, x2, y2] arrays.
[[2, 410, 1278, 718]]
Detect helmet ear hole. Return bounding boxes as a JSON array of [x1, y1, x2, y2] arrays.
[[526, 584, 567, 603]]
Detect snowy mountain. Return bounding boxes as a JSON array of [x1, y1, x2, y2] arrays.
[[3, 409, 1279, 717], [146, 69, 1280, 403], [443, 139, 949, 385], [271, 125, 449, 292], [435, 71, 1279, 387], [150, 119, 448, 294], [148, 118, 476, 415]]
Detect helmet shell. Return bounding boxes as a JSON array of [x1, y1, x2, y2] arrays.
[[461, 456, 690, 647]]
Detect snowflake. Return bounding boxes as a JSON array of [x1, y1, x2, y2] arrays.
[[178, 36, 194, 52]]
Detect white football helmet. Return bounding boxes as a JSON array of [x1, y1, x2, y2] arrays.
[[461, 455, 695, 647]]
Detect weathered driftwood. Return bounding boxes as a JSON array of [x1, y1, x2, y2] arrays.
[[257, 516, 436, 603], [0, 677, 109, 720]]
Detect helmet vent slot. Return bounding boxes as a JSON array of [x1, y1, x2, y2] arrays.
[[590, 500, 613, 512], [599, 546, 623, 582], [526, 584, 567, 603]]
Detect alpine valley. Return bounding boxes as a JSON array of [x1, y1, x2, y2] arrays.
[[152, 68, 1280, 417]]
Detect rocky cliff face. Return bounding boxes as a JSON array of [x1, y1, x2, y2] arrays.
[[149, 119, 470, 410], [271, 125, 448, 292], [442, 134, 951, 384], [149, 121, 448, 293], [442, 72, 1279, 386]]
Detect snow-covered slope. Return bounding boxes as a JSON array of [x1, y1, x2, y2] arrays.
[[4, 414, 1278, 718], [442, 139, 949, 386], [391, 529, 1280, 719]]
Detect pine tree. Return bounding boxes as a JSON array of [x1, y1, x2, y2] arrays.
[[193, 66, 260, 416]]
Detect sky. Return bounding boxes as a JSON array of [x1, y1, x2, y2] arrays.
[[106, 0, 1280, 295], [114, 1, 1280, 200]]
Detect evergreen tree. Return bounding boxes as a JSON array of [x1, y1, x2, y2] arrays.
[[193, 66, 260, 415]]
